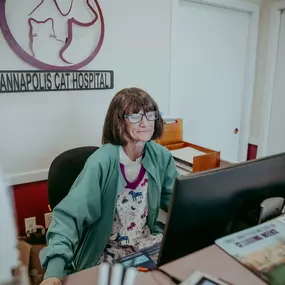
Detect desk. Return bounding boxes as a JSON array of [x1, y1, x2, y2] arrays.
[[63, 245, 265, 285]]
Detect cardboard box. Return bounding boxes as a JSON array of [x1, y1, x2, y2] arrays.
[[18, 237, 46, 285]]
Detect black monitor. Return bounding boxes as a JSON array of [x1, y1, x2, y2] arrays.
[[158, 152, 285, 266]]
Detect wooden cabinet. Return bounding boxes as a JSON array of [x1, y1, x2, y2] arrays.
[[156, 118, 222, 173]]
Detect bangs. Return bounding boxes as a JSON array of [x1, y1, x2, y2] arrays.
[[123, 92, 157, 115]]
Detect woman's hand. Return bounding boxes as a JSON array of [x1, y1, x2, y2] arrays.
[[40, 277, 62, 285]]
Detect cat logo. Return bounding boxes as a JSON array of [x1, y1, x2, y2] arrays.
[[0, 0, 105, 70]]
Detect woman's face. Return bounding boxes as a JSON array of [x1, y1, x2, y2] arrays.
[[125, 109, 156, 143]]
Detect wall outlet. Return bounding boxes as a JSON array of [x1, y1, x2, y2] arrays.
[[44, 212, 52, 228], [24, 217, 36, 235]]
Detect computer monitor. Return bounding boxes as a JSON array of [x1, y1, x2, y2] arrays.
[[158, 152, 285, 266]]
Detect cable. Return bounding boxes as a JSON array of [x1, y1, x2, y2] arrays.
[[152, 268, 182, 284]]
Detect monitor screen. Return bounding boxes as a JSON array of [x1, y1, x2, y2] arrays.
[[158, 152, 285, 266]]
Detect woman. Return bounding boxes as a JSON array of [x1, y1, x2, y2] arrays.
[[40, 87, 179, 284]]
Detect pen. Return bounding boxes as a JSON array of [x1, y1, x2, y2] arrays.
[[110, 264, 123, 285], [123, 267, 137, 285], [137, 266, 148, 272], [98, 263, 110, 285]]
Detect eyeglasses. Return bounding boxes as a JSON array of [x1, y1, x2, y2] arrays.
[[124, 111, 158, 124]]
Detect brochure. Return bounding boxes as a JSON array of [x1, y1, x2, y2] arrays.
[[215, 216, 285, 285]]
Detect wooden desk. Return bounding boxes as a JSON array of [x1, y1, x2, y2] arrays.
[[63, 245, 265, 285]]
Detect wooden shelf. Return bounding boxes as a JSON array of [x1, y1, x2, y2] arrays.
[[156, 118, 221, 173], [164, 141, 220, 172], [156, 118, 183, 146]]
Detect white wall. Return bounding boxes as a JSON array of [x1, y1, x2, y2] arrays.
[[0, 0, 171, 184], [246, 0, 285, 148], [237, 0, 280, 148], [0, 0, 271, 184], [250, 0, 273, 143], [241, 0, 262, 5]]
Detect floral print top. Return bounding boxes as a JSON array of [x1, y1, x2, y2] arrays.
[[98, 147, 162, 264]]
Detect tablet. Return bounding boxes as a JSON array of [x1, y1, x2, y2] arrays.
[[113, 243, 160, 269]]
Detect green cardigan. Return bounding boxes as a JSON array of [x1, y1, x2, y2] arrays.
[[40, 141, 179, 279]]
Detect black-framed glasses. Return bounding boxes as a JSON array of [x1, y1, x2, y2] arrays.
[[124, 111, 158, 124]]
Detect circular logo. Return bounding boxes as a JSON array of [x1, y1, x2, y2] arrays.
[[0, 0, 105, 70]]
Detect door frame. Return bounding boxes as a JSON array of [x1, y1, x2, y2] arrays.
[[258, 1, 285, 158], [170, 0, 260, 162]]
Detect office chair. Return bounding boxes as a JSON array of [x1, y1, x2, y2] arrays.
[[47, 146, 99, 209]]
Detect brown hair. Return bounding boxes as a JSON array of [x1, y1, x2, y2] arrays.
[[102, 87, 164, 145]]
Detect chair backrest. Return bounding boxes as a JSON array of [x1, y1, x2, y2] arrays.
[[48, 146, 98, 209]]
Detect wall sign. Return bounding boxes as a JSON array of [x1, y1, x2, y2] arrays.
[[0, 70, 114, 93], [0, 0, 105, 70]]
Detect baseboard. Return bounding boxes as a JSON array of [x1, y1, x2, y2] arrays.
[[5, 169, 49, 186]]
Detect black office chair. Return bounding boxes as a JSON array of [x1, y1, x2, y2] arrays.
[[48, 146, 99, 210]]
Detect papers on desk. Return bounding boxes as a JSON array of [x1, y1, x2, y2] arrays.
[[215, 216, 285, 285], [171, 147, 205, 176], [162, 115, 178, 124], [171, 147, 206, 165], [175, 161, 192, 176]]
